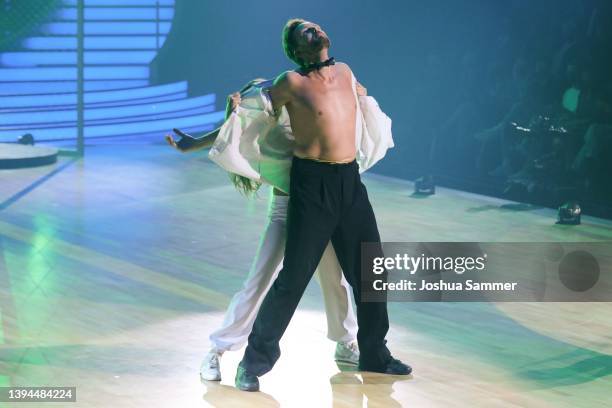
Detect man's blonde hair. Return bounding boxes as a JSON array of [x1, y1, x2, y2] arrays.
[[282, 18, 306, 67]]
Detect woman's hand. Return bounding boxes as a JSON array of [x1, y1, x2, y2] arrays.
[[165, 128, 197, 152], [229, 92, 242, 110], [224, 92, 242, 118], [356, 81, 367, 96]]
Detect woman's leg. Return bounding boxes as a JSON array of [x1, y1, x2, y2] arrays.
[[314, 242, 358, 344], [208, 193, 289, 352]]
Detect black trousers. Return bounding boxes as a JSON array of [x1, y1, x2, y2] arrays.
[[240, 156, 391, 376]]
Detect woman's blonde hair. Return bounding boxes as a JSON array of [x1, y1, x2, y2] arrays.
[[226, 77, 267, 196], [228, 173, 263, 196]]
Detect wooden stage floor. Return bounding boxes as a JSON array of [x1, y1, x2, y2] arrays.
[[1, 144, 611, 407]]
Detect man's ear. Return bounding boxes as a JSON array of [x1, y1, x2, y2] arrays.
[[294, 49, 303, 63]]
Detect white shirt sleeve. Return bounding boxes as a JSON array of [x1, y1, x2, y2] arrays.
[[208, 84, 293, 193], [357, 95, 395, 171], [350, 70, 395, 173]]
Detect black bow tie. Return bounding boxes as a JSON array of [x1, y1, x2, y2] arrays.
[[303, 57, 335, 73]]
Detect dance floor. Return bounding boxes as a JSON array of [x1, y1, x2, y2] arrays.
[[1, 144, 611, 407]]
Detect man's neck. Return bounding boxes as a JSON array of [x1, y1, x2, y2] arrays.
[[300, 51, 334, 78], [312, 50, 330, 64]]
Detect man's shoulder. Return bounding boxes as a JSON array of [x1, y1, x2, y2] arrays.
[[335, 62, 355, 83], [273, 70, 302, 87], [336, 61, 351, 70], [335, 61, 353, 74]]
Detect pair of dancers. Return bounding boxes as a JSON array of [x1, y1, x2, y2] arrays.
[[166, 18, 411, 392], [166, 79, 361, 381]]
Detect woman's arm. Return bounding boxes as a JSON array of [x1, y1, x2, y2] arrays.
[[165, 92, 241, 153], [165, 127, 220, 153]]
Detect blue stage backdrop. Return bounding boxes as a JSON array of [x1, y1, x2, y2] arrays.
[[0, 0, 224, 145]]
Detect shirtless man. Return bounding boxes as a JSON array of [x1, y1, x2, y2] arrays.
[[235, 19, 411, 392]]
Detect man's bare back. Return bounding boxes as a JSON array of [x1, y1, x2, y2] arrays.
[[268, 62, 358, 163]]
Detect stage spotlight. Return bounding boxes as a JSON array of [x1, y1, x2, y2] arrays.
[[414, 175, 435, 195], [557, 201, 581, 225], [18, 133, 35, 145]]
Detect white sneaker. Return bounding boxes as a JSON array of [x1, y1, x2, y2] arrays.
[[200, 350, 222, 381], [334, 341, 360, 365]]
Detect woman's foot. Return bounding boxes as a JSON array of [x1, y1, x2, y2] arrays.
[[200, 350, 222, 381], [334, 340, 360, 365]]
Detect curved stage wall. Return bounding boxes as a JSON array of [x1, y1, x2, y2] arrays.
[[0, 0, 224, 144]]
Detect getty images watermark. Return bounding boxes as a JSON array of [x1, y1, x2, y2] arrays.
[[360, 242, 612, 302]]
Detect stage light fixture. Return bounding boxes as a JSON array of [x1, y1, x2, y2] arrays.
[[414, 175, 435, 195], [18, 133, 35, 145], [557, 201, 581, 225]]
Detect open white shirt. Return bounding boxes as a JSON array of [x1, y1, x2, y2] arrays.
[[208, 71, 394, 194]]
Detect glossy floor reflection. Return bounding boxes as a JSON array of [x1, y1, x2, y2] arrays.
[[1, 144, 611, 407]]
